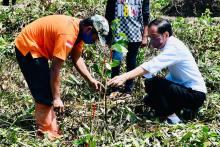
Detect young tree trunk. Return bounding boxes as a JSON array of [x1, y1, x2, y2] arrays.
[[162, 0, 220, 17]]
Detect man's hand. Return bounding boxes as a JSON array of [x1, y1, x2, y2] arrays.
[[107, 73, 128, 87], [141, 36, 148, 48], [73, 56, 104, 92], [89, 78, 104, 92], [108, 67, 148, 87], [141, 25, 149, 48], [53, 99, 64, 112]]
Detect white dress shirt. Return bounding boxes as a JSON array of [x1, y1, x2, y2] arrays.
[[141, 36, 207, 93]]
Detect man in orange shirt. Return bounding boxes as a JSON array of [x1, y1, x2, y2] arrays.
[[15, 15, 109, 140]]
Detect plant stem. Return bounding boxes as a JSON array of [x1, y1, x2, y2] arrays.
[[104, 79, 107, 124], [102, 45, 108, 126]]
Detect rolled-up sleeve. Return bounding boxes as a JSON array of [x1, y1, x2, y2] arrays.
[[142, 0, 150, 25], [140, 47, 180, 74]]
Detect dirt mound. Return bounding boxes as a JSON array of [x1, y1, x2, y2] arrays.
[[162, 0, 220, 17]]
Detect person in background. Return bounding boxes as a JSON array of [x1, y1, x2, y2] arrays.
[[105, 0, 150, 95], [108, 19, 207, 124], [2, 0, 16, 5], [15, 15, 109, 140]]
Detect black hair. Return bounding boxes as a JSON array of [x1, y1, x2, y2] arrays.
[[82, 17, 93, 26], [81, 17, 97, 33], [148, 18, 173, 36]]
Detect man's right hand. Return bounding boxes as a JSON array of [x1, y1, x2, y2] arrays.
[[53, 99, 64, 112], [89, 78, 104, 92], [107, 73, 129, 87]]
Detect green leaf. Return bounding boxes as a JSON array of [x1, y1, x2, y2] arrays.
[[106, 69, 112, 78], [72, 139, 83, 145], [114, 39, 128, 46], [144, 132, 153, 138], [209, 132, 218, 137], [180, 132, 192, 142], [85, 134, 93, 143], [111, 44, 121, 52], [92, 63, 103, 77], [202, 126, 209, 133], [124, 106, 140, 123], [110, 60, 120, 68], [0, 37, 7, 45], [115, 39, 127, 44], [117, 32, 128, 41], [111, 18, 120, 33], [112, 44, 128, 53], [90, 140, 96, 147], [82, 123, 91, 133]]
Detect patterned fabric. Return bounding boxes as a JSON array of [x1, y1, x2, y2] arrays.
[[91, 15, 109, 46], [114, 0, 144, 42]]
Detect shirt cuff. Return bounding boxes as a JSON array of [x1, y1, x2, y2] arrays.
[[144, 73, 153, 79], [140, 60, 158, 75]]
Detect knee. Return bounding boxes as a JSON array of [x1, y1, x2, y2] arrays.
[[144, 77, 156, 93], [144, 77, 165, 93], [143, 95, 155, 108]]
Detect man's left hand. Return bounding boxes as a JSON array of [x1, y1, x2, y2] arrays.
[[53, 99, 64, 112], [141, 37, 148, 48]]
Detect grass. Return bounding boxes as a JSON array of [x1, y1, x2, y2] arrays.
[[0, 54, 219, 146]]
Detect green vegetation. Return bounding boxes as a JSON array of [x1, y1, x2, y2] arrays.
[[0, 0, 219, 146]]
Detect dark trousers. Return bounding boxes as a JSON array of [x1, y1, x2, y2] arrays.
[[144, 77, 206, 117], [111, 42, 141, 92], [15, 47, 53, 106]]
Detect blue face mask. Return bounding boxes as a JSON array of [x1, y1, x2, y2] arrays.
[[83, 31, 93, 44]]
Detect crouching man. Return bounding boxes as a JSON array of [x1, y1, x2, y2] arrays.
[[108, 19, 207, 124]]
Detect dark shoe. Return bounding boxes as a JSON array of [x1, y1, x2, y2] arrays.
[[181, 108, 198, 120]]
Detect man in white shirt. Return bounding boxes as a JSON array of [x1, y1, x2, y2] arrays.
[[108, 19, 207, 124]]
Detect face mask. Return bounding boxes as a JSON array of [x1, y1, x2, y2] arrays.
[[83, 31, 93, 44], [150, 35, 164, 49]]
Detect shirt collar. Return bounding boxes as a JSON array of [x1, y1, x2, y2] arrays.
[[160, 36, 174, 51]]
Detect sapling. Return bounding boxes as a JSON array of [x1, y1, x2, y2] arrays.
[[92, 18, 128, 125]]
